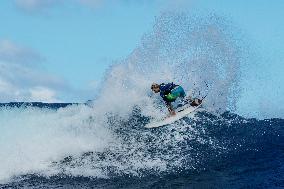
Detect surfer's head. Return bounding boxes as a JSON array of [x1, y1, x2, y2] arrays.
[[151, 83, 160, 93]]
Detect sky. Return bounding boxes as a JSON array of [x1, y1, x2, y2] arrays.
[[0, 0, 283, 116], [0, 0, 162, 102]]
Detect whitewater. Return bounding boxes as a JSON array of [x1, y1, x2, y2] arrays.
[[0, 13, 283, 188]]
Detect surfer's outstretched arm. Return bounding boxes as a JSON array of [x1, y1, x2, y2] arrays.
[[166, 102, 176, 116]]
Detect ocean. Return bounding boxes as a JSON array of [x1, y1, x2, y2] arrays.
[[1, 12, 283, 189], [0, 103, 283, 189]]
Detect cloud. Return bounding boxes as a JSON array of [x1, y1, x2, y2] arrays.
[[14, 0, 59, 12], [0, 40, 43, 65], [13, 0, 194, 14], [0, 39, 69, 102], [0, 79, 18, 97], [29, 86, 60, 102], [14, 0, 104, 12], [0, 62, 67, 102]]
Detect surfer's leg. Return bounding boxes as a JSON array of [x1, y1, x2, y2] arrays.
[[165, 101, 176, 116]]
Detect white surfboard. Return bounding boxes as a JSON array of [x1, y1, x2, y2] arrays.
[[145, 103, 202, 128]]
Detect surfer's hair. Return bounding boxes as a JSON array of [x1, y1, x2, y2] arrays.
[[151, 83, 159, 90]]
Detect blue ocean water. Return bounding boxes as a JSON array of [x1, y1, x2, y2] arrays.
[[0, 12, 283, 189], [0, 103, 283, 189]]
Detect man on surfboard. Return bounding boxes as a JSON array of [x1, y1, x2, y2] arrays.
[[151, 82, 202, 116]]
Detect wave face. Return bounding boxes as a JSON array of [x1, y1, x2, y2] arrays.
[[0, 104, 283, 188], [0, 13, 283, 188]]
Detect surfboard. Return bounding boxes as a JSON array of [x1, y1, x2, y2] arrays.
[[145, 101, 203, 128]]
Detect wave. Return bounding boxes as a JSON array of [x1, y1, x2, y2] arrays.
[[94, 12, 243, 118], [0, 12, 282, 187], [0, 104, 114, 182], [0, 104, 283, 185]]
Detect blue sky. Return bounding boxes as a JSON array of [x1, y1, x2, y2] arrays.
[[0, 0, 283, 116], [0, 0, 162, 102]]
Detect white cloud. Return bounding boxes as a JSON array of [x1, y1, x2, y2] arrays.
[[0, 61, 65, 102], [0, 79, 18, 97], [0, 39, 43, 65], [0, 39, 69, 102], [14, 0, 59, 12], [14, 0, 104, 12], [14, 0, 193, 13], [29, 86, 60, 102]]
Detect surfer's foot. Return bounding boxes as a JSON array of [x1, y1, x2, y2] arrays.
[[190, 99, 202, 106], [167, 111, 176, 117]]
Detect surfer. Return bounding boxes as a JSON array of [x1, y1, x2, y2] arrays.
[[151, 83, 202, 116]]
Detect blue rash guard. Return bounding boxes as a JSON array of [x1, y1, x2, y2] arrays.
[[159, 83, 186, 102]]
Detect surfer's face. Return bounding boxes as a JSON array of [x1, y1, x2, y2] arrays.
[[153, 87, 160, 93], [151, 84, 160, 93]]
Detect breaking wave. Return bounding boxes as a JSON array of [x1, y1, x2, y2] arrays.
[[0, 13, 283, 188]]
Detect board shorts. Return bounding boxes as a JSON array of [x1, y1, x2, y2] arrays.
[[165, 86, 186, 102]]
